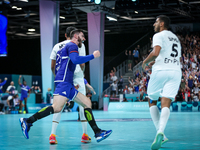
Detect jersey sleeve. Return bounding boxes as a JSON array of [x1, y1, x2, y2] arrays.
[[84, 78, 88, 85], [50, 44, 59, 60], [0, 80, 6, 86], [152, 33, 163, 48], [68, 44, 79, 55]]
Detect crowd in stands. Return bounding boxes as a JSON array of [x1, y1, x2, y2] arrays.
[[109, 32, 200, 102], [0, 76, 42, 114]]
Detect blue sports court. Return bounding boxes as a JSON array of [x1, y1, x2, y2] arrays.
[[1, 110, 200, 150]]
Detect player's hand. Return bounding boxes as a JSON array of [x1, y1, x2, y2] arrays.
[[148, 61, 155, 68], [5, 77, 7, 80], [74, 84, 79, 90], [142, 62, 147, 70], [19, 75, 22, 78], [93, 50, 100, 58], [93, 91, 96, 95]]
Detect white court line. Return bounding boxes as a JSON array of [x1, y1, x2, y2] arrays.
[[131, 140, 137, 141], [180, 143, 188, 144], [142, 140, 149, 142], [106, 139, 113, 140], [193, 143, 199, 145], [69, 137, 76, 139], [118, 139, 125, 141], [167, 142, 174, 143]]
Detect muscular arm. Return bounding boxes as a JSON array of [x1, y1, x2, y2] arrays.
[[18, 76, 22, 86], [51, 59, 56, 76], [69, 52, 94, 64], [86, 83, 96, 95], [142, 46, 161, 70]]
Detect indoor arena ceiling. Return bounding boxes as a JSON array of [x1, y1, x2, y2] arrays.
[[1, 0, 200, 39]]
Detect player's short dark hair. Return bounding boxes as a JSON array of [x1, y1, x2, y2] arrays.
[[156, 15, 171, 29], [66, 26, 77, 36], [70, 29, 84, 39]]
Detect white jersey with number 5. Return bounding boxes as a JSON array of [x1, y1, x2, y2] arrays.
[[152, 30, 181, 72]]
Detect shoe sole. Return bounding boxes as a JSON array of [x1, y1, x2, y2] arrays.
[[19, 118, 29, 139], [162, 138, 169, 145], [81, 139, 91, 143], [49, 140, 57, 144], [151, 133, 164, 150], [97, 130, 112, 143]]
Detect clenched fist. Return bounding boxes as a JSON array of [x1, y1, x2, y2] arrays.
[[93, 50, 100, 58]]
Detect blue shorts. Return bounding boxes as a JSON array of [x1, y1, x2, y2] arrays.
[[20, 95, 27, 101], [53, 82, 78, 101]]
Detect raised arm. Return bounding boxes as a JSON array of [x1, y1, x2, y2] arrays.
[[18, 75, 22, 86], [70, 50, 100, 64]]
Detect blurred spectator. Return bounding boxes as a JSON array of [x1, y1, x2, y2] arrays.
[[32, 86, 41, 93], [128, 77, 134, 87], [123, 85, 129, 94], [6, 81, 16, 106], [7, 90, 20, 110], [110, 74, 118, 83], [110, 80, 117, 98], [0, 77, 7, 93], [18, 75, 31, 114], [188, 76, 194, 91], [118, 75, 124, 94], [128, 84, 133, 94], [109, 67, 116, 79], [125, 50, 133, 71], [180, 79, 186, 90], [133, 47, 139, 65], [46, 88, 53, 104]]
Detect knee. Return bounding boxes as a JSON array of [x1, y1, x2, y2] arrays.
[[84, 100, 92, 109], [52, 105, 62, 113]]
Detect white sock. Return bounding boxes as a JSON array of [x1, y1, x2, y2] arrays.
[[150, 105, 160, 131], [81, 121, 87, 134], [158, 107, 170, 134], [51, 112, 62, 135]]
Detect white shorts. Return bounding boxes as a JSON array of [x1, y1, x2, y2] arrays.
[[147, 70, 181, 101], [73, 78, 86, 96]]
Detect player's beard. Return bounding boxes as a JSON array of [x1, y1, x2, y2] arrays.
[[78, 37, 82, 48], [154, 25, 160, 33]]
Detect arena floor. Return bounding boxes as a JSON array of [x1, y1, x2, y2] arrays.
[[0, 110, 200, 150]]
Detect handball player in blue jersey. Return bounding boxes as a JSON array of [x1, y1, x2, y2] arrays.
[[18, 75, 31, 114], [19, 29, 112, 142]]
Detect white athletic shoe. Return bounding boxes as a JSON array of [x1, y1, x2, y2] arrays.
[[151, 132, 164, 150], [162, 137, 169, 145]]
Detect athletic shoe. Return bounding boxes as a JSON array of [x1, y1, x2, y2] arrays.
[[151, 132, 164, 150], [49, 134, 58, 144], [81, 133, 91, 143], [95, 130, 112, 143], [19, 118, 32, 139], [162, 137, 169, 145]]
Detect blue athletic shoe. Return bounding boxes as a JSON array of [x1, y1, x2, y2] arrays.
[[19, 118, 32, 139], [95, 130, 112, 142]]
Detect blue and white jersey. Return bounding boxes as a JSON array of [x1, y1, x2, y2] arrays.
[[54, 42, 79, 84], [20, 84, 30, 96]]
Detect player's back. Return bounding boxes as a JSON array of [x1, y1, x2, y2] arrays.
[[55, 42, 78, 84], [152, 30, 181, 72]]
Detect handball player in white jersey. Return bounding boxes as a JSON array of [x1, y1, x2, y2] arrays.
[[142, 15, 181, 150], [49, 27, 92, 144]]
